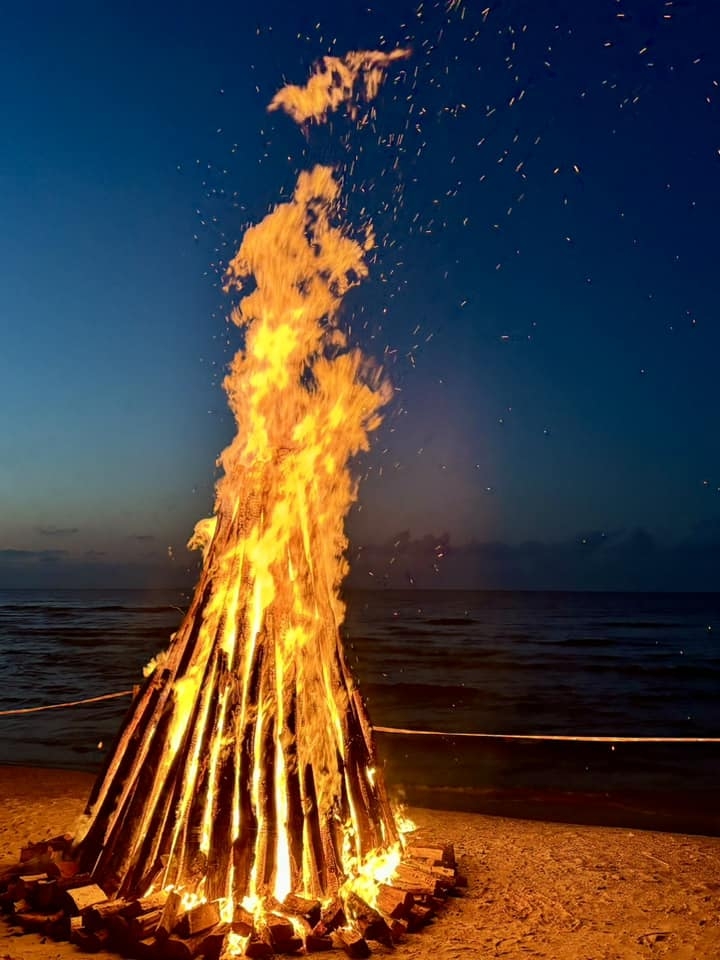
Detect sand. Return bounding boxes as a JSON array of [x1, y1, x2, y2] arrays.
[[1, 766, 719, 959]]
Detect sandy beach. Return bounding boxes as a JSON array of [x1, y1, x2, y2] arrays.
[[1, 765, 719, 959]]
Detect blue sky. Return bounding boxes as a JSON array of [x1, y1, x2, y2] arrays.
[[1, 0, 719, 589]]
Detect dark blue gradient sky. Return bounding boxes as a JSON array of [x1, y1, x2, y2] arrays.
[[2, 0, 719, 589]]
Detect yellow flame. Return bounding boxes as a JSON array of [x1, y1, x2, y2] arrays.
[[78, 48, 410, 941]]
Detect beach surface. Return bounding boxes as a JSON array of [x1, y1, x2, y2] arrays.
[[1, 766, 719, 959]]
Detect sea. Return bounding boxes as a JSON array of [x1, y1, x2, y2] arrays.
[[1, 588, 718, 833]]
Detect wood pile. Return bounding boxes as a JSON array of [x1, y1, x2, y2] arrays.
[[0, 836, 465, 958]]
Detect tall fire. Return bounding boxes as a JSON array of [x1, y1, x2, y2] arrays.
[[0, 50, 463, 960]]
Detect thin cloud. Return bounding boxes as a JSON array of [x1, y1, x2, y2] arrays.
[[0, 548, 68, 562], [36, 526, 80, 537]]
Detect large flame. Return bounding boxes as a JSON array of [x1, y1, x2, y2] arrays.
[[74, 49, 412, 951]]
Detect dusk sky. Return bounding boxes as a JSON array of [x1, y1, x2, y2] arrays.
[[1, 0, 719, 590]]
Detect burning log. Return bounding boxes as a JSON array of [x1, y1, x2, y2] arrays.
[[344, 892, 393, 947]]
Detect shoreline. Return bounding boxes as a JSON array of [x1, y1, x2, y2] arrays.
[[1, 766, 720, 958]]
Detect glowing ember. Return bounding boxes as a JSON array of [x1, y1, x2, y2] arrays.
[[72, 49, 414, 955]]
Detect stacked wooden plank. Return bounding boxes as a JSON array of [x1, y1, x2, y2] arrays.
[[0, 836, 465, 958]]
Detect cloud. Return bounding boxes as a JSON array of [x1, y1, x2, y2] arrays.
[[0, 548, 194, 589], [129, 534, 156, 542], [346, 528, 720, 592], [0, 548, 68, 563], [36, 526, 80, 537]]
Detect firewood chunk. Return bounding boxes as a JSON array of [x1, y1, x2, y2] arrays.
[[393, 863, 439, 897], [177, 898, 221, 937], [64, 883, 108, 915], [128, 906, 163, 941], [376, 884, 413, 919], [84, 898, 132, 931], [157, 889, 182, 939], [280, 892, 322, 927], [407, 904, 433, 931], [268, 916, 296, 945], [16, 909, 63, 932], [390, 917, 408, 943], [33, 878, 59, 909], [319, 897, 346, 931], [332, 928, 371, 958], [345, 891, 393, 947], [306, 933, 333, 952], [245, 933, 274, 957], [405, 841, 455, 867]]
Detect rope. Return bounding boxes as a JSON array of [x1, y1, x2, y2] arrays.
[[0, 690, 134, 717], [374, 726, 720, 743], [0, 693, 718, 743]]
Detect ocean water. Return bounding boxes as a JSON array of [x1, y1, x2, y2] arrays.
[[1, 588, 718, 830]]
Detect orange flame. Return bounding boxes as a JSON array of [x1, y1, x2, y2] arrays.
[[75, 50, 410, 954]]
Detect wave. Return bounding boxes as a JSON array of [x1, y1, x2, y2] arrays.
[[424, 617, 479, 626], [596, 621, 681, 629], [0, 603, 180, 615]]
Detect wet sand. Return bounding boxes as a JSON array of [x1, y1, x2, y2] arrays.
[[1, 765, 719, 959]]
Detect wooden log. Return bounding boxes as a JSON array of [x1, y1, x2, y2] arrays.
[[128, 907, 163, 941], [279, 892, 322, 927], [245, 931, 274, 957], [15, 909, 63, 932], [389, 917, 408, 943], [306, 933, 333, 952], [218, 931, 250, 960], [332, 928, 371, 959], [406, 904, 434, 931], [44, 913, 70, 940], [134, 937, 160, 960], [156, 889, 183, 939], [430, 864, 457, 887], [64, 882, 108, 915], [84, 898, 133, 931], [106, 913, 131, 945], [376, 884, 413, 919], [267, 916, 295, 946], [177, 899, 221, 937], [279, 936, 304, 954], [133, 890, 170, 914], [57, 872, 94, 892], [33, 878, 59, 909], [405, 842, 455, 867], [392, 863, 439, 898], [231, 905, 255, 937], [162, 927, 228, 960], [345, 891, 393, 947], [85, 927, 112, 953], [319, 897, 346, 931]]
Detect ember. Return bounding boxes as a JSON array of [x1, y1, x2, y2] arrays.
[[0, 48, 465, 958]]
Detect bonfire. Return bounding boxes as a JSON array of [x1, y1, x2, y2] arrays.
[[0, 49, 463, 960]]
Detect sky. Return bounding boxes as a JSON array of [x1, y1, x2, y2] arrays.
[[1, 0, 719, 591]]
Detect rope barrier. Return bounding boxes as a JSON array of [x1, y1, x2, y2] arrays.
[[0, 693, 718, 743], [0, 690, 134, 717], [374, 726, 720, 743]]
